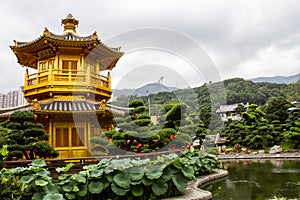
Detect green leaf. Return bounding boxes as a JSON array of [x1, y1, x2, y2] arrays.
[[130, 180, 142, 185], [35, 180, 48, 186], [98, 158, 111, 166], [146, 170, 163, 180], [88, 181, 104, 194], [71, 174, 86, 183], [20, 175, 35, 184], [72, 186, 79, 192], [45, 183, 59, 194], [111, 182, 130, 196], [172, 173, 188, 192], [161, 167, 177, 181], [145, 164, 165, 180], [77, 185, 88, 197], [129, 172, 144, 181], [142, 177, 153, 186], [56, 163, 75, 173], [110, 159, 132, 170], [131, 158, 150, 166], [29, 166, 44, 173], [58, 174, 69, 181], [65, 193, 76, 200], [104, 166, 114, 174], [152, 180, 168, 196], [32, 192, 44, 200], [61, 181, 76, 192], [90, 169, 104, 178], [43, 193, 64, 200], [131, 185, 144, 197], [31, 159, 46, 167], [172, 159, 182, 169], [36, 170, 50, 177], [182, 165, 195, 179], [83, 164, 97, 170], [113, 172, 131, 188], [106, 173, 114, 182]]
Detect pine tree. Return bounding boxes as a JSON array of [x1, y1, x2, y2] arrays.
[[284, 108, 300, 149], [2, 111, 58, 160]]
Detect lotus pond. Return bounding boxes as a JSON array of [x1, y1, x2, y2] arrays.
[[203, 159, 300, 200]]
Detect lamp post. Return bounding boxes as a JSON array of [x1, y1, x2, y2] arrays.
[[146, 90, 150, 116]]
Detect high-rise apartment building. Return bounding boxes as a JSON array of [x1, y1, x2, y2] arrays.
[[0, 86, 27, 108]]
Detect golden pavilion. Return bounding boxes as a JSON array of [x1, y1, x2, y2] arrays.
[[3, 14, 125, 158]]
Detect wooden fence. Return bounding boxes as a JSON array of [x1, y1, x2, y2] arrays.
[[3, 149, 183, 177]]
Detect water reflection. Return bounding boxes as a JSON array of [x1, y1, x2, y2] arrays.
[[203, 159, 300, 200]]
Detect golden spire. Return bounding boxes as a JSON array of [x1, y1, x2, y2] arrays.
[[61, 14, 79, 33]]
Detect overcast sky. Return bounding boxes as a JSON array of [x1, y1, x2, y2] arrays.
[[1, 0, 300, 93]]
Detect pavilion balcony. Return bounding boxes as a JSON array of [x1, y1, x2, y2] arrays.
[[24, 68, 111, 101]]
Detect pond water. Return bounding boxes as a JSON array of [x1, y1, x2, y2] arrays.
[[203, 159, 300, 200]]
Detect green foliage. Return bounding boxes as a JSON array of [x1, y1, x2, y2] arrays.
[[222, 104, 281, 149], [128, 100, 144, 108], [265, 96, 292, 124], [0, 145, 8, 168], [286, 81, 300, 102], [1, 111, 58, 160], [99, 99, 210, 154], [283, 108, 300, 149], [0, 150, 220, 199], [130, 106, 147, 116]]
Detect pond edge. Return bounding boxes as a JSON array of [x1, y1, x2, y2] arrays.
[[164, 169, 228, 200]]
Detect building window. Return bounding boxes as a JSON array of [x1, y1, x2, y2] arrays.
[[62, 60, 77, 74], [55, 127, 85, 148], [55, 128, 69, 147], [39, 62, 47, 71], [71, 127, 84, 146]]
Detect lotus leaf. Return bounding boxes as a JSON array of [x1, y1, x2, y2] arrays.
[[152, 180, 168, 196], [42, 193, 64, 200], [35, 180, 48, 186], [131, 185, 144, 197], [88, 181, 104, 194], [172, 173, 187, 192], [90, 169, 104, 178], [113, 172, 131, 188], [111, 182, 130, 196]]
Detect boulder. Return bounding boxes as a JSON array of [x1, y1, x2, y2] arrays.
[[269, 145, 283, 154], [258, 150, 265, 154]]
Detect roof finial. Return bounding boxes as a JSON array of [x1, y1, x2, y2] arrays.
[[61, 14, 79, 33]]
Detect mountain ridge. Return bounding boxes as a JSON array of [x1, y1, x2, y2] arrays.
[[249, 73, 300, 84], [112, 83, 177, 100]]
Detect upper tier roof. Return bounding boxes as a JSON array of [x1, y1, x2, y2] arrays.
[[10, 14, 123, 69]]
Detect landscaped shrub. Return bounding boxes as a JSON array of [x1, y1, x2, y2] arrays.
[[0, 149, 220, 200], [128, 100, 144, 108]]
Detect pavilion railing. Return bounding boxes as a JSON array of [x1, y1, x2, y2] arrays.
[[25, 69, 110, 90]]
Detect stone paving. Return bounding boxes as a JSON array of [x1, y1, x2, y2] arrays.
[[217, 152, 300, 160]]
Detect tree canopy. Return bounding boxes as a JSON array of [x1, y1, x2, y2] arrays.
[[0, 111, 58, 160]]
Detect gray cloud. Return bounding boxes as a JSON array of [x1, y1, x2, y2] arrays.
[[1, 0, 300, 92]]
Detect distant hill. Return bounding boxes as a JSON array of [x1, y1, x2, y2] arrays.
[[250, 73, 300, 84], [112, 83, 177, 100]]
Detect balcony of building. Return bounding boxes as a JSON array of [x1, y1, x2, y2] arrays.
[[23, 67, 111, 102]]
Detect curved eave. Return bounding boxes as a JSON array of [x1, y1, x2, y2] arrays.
[[10, 32, 124, 69]]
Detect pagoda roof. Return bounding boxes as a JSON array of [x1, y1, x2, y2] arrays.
[[0, 101, 130, 117], [10, 14, 123, 69]]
